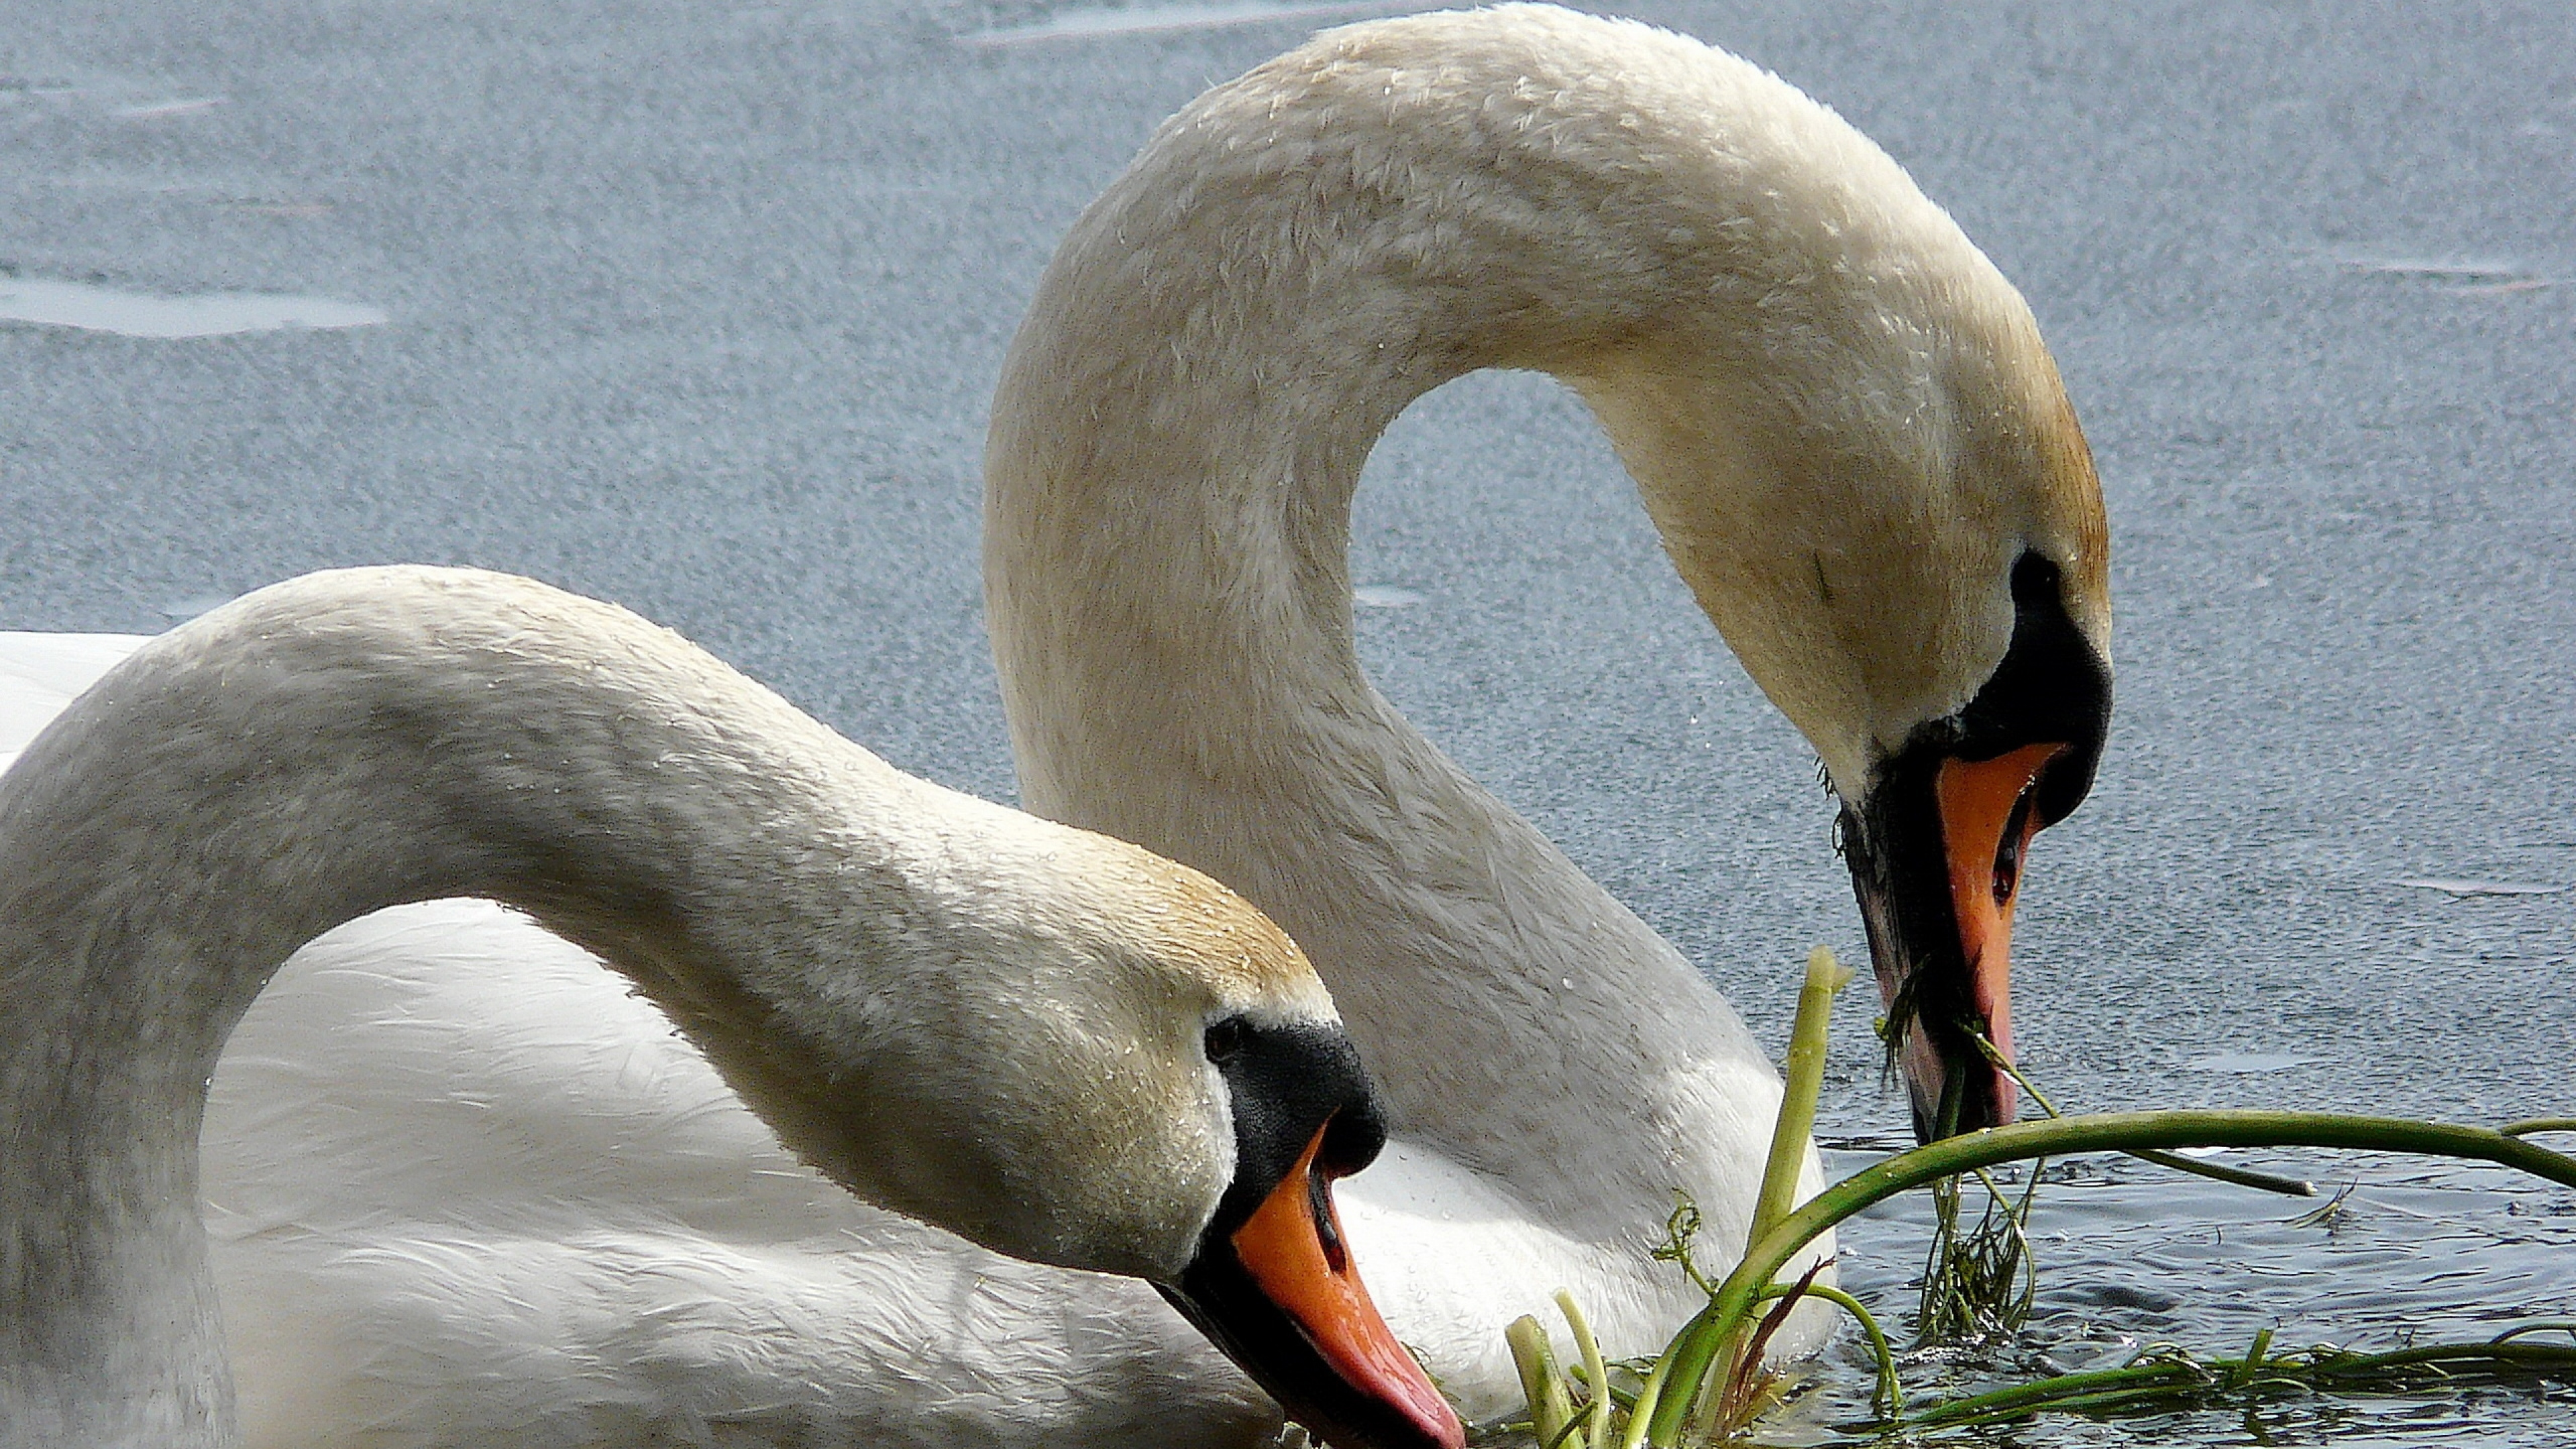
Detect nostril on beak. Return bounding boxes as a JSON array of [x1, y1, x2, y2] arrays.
[[1307, 1168, 1348, 1273]]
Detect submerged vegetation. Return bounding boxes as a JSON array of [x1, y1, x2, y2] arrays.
[[1497, 949, 2576, 1446]]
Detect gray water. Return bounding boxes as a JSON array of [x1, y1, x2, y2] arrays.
[[4, 0, 2571, 1443], [1777, 1146, 2576, 1446]]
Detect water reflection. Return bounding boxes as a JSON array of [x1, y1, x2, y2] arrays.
[[960, 1, 1406, 46], [0, 276, 386, 338]]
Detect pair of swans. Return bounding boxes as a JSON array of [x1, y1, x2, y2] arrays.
[[0, 5, 2110, 1446], [0, 568, 1456, 1449]]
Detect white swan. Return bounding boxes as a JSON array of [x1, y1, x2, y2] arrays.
[[985, 3, 2109, 1409], [0, 5, 2111, 1442], [0, 566, 1458, 1449]]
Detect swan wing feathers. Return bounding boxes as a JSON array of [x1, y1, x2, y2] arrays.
[[0, 633, 150, 771], [205, 906, 1275, 1448]]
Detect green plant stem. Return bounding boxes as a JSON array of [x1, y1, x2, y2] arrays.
[[1620, 1337, 1677, 1449], [2228, 1326, 2275, 1390], [2491, 1321, 2576, 1344], [2306, 1338, 2576, 1379], [1748, 947, 1848, 1244], [1565, 1366, 1641, 1411], [1898, 1336, 2576, 1430], [2502, 1118, 2576, 1138], [1507, 1313, 1576, 1447], [1639, 1110, 2576, 1447], [1972, 1030, 2314, 1197], [1749, 1280, 1901, 1418], [2123, 1146, 2314, 1196], [1557, 1288, 1612, 1449], [1618, 947, 1849, 1448], [1902, 1358, 2211, 1428]]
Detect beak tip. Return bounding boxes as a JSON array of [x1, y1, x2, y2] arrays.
[[1377, 1362, 1465, 1449], [1377, 1389, 1466, 1449], [1185, 1129, 1466, 1449]]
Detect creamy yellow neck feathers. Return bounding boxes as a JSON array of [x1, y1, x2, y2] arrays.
[[990, 3, 2107, 800]]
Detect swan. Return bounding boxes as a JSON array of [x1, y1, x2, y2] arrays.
[[984, 0, 2109, 1407], [0, 566, 1458, 1449], [0, 4, 2111, 1442]]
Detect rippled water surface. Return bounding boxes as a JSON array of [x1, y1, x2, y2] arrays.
[[3, 3, 2571, 1446], [1732, 1144, 2576, 1446]]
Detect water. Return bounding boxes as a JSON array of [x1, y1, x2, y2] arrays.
[[1354, 584, 1428, 610], [1743, 1144, 2576, 1446], [3, 1, 2572, 1444], [959, 1, 1409, 47], [0, 275, 386, 338]]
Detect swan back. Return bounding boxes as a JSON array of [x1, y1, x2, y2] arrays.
[[0, 567, 1342, 1445]]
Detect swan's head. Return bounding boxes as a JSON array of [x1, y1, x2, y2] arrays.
[[1485, 7, 2116, 1140], [734, 802, 1461, 1449], [1564, 175, 2108, 1146], [1594, 360, 2108, 1141]]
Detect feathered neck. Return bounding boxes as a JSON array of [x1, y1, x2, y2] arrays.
[[983, 5, 2089, 1239], [0, 568, 1263, 1444]]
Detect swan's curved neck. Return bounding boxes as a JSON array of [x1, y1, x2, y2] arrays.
[[990, 231, 1713, 1226], [0, 574, 967, 1444], [983, 11, 2036, 1226]]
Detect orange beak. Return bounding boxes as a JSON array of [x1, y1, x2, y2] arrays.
[[1928, 741, 2065, 1127], [1849, 739, 2071, 1140], [1164, 1124, 1462, 1449], [1847, 549, 2109, 1141]]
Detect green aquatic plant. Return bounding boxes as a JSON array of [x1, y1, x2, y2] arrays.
[[1642, 1118, 2576, 1443], [1497, 949, 2576, 1446], [1907, 1031, 2314, 1347], [1912, 1163, 2037, 1344], [1887, 1320, 2576, 1432]]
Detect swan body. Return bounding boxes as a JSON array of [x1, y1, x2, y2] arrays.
[[0, 568, 1456, 1449], [0, 4, 2112, 1442], [7, 635, 1298, 1448]]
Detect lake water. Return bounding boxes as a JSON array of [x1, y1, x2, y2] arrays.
[[4, 3, 2571, 1446], [1776, 1143, 2576, 1446]]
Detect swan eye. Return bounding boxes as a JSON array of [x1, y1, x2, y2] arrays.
[[1204, 1017, 1251, 1065]]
